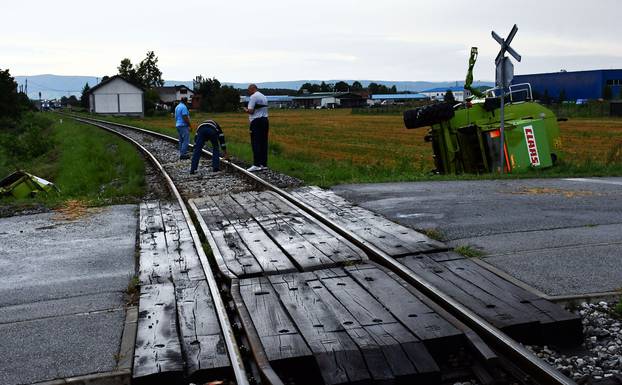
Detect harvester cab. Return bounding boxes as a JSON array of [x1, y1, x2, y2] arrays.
[[404, 47, 562, 175]]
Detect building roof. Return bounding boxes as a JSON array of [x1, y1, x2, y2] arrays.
[[421, 86, 466, 93], [292, 92, 363, 100], [154, 85, 194, 94], [370, 93, 428, 100], [241, 95, 293, 102], [514, 69, 622, 77], [88, 75, 144, 94]]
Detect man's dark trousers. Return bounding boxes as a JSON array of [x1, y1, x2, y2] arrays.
[[191, 124, 220, 172], [250, 117, 269, 167]]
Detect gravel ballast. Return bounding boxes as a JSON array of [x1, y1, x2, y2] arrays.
[[103, 123, 303, 198], [528, 301, 622, 383]]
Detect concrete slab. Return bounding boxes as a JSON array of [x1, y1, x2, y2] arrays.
[[0, 205, 137, 385], [485, 243, 622, 296], [0, 310, 125, 385], [330, 178, 622, 297]]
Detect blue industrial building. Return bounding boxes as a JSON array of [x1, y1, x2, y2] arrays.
[[512, 69, 622, 101]]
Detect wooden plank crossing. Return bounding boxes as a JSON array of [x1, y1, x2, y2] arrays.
[[191, 192, 367, 278], [291, 186, 447, 256], [239, 264, 452, 384], [134, 201, 231, 384], [399, 254, 582, 345]]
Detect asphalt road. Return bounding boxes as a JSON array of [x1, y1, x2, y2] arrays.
[[332, 177, 622, 297], [0, 205, 137, 385]]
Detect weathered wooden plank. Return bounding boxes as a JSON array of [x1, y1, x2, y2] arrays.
[[212, 195, 297, 275], [399, 255, 540, 337], [163, 204, 207, 284], [138, 231, 171, 285], [176, 281, 230, 380], [346, 264, 463, 350], [133, 283, 183, 383], [239, 277, 312, 364], [250, 191, 368, 264], [292, 186, 446, 256], [195, 198, 264, 277], [140, 201, 165, 234], [269, 274, 371, 385], [307, 271, 440, 383], [232, 192, 339, 270], [441, 258, 582, 344], [366, 323, 440, 383]]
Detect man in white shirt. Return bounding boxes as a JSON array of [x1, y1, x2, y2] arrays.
[[243, 84, 269, 172]]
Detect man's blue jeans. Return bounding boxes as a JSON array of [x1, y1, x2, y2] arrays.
[[191, 125, 220, 172], [176, 125, 190, 156]]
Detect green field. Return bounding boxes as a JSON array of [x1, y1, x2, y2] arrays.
[[96, 109, 622, 187], [0, 113, 145, 210]]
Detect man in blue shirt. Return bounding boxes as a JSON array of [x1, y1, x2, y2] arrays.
[[174, 97, 192, 159]]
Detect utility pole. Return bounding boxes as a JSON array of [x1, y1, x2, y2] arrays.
[[492, 24, 521, 174]]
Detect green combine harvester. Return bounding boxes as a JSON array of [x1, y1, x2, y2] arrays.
[[404, 47, 562, 174]]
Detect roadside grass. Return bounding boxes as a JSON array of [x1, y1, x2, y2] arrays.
[[77, 110, 622, 187], [0, 113, 145, 210], [419, 228, 445, 242], [454, 245, 485, 258]]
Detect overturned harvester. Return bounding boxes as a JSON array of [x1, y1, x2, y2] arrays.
[[404, 49, 562, 174]]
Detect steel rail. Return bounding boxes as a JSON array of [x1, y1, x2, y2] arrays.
[[71, 114, 574, 385], [71, 117, 250, 385]]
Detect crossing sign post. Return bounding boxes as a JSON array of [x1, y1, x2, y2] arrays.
[[491, 24, 521, 173]]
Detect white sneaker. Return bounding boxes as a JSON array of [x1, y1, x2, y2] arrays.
[[247, 165, 262, 172], [259, 165, 268, 171]]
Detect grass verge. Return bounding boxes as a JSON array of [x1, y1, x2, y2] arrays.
[[72, 110, 622, 187], [1, 113, 145, 211], [454, 245, 485, 258]]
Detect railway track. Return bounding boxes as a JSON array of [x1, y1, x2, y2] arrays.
[[68, 114, 579, 385]]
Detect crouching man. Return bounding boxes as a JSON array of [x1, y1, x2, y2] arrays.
[[190, 120, 228, 174]]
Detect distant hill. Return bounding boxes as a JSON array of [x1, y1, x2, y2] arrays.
[[15, 74, 494, 100]]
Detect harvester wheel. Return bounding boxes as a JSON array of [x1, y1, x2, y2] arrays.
[[403, 103, 455, 129]]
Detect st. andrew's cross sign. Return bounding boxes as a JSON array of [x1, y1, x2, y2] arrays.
[[491, 24, 521, 173], [492, 24, 521, 88]]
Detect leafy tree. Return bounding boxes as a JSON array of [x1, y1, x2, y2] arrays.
[[67, 95, 80, 106], [298, 83, 321, 94], [117, 58, 140, 85], [367, 82, 381, 94], [136, 51, 164, 88], [603, 85, 613, 100], [0, 69, 22, 121], [193, 76, 240, 112], [80, 83, 90, 109], [334, 81, 349, 92], [351, 81, 363, 91], [116, 51, 164, 89], [320, 81, 332, 92], [144, 89, 161, 116], [444, 90, 456, 104], [390, 85, 397, 94]]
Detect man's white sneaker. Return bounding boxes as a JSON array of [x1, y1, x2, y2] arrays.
[[247, 165, 262, 172], [258, 165, 268, 171]]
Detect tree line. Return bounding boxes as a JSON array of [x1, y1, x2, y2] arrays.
[[297, 81, 398, 94]]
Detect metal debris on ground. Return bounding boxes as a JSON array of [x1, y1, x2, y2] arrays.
[[0, 170, 59, 199]]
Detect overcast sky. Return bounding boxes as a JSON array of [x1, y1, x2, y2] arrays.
[[4, 0, 621, 82]]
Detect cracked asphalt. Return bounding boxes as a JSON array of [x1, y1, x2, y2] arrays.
[[332, 177, 622, 297], [0, 205, 137, 385]]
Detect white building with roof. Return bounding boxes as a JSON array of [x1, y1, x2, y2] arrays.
[[420, 86, 471, 102], [88, 76, 144, 116]]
